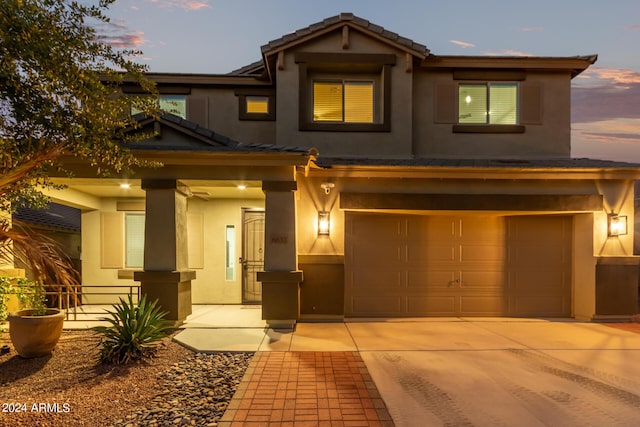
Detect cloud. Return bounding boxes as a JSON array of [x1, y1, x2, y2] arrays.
[[449, 40, 475, 48], [521, 26, 544, 32], [572, 119, 640, 162], [94, 20, 147, 49], [578, 67, 640, 85], [625, 25, 640, 31], [145, 0, 210, 11], [572, 67, 640, 124]]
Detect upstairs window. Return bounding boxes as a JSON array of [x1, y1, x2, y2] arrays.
[[131, 95, 187, 119], [296, 52, 395, 132], [235, 89, 276, 121], [158, 95, 187, 119], [246, 96, 269, 114], [313, 80, 374, 123], [458, 83, 518, 125]]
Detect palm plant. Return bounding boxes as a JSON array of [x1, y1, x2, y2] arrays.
[[92, 294, 173, 365], [0, 218, 80, 314]]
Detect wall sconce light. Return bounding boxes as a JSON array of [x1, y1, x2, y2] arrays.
[[318, 211, 330, 236], [608, 214, 628, 237]]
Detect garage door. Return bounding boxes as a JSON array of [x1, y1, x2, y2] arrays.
[[345, 213, 571, 317]]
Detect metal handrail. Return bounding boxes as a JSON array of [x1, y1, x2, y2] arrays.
[[46, 284, 141, 321]]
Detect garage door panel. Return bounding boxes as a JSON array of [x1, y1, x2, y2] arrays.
[[509, 271, 569, 293], [407, 270, 456, 288], [349, 270, 403, 289], [408, 244, 456, 263], [352, 242, 403, 262], [460, 296, 505, 315], [509, 245, 569, 266], [461, 245, 505, 263], [351, 296, 403, 316], [351, 215, 405, 238], [461, 217, 505, 240], [508, 296, 568, 316], [508, 216, 570, 240], [460, 270, 504, 289], [407, 296, 456, 315]]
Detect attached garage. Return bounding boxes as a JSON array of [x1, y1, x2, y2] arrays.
[[344, 212, 572, 317]]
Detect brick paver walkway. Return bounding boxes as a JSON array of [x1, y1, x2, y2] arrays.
[[220, 351, 394, 426]]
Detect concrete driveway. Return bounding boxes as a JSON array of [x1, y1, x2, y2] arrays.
[[354, 319, 640, 427], [175, 308, 640, 426]]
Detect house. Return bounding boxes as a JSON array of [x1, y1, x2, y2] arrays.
[[42, 13, 640, 327]]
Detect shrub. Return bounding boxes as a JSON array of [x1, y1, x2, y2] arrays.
[[92, 294, 173, 365]]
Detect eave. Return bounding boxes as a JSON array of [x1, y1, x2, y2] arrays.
[[307, 164, 640, 180], [421, 55, 598, 78]]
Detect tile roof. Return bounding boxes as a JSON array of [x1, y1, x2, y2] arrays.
[[313, 157, 640, 169], [227, 60, 265, 76], [13, 202, 81, 232], [130, 113, 314, 155], [261, 13, 430, 58]]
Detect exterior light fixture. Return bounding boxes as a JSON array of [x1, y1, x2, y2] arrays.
[[608, 214, 627, 237], [237, 185, 247, 190], [318, 211, 330, 236], [120, 183, 131, 189]]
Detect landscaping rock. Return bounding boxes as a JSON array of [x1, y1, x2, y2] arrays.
[[111, 352, 253, 427]]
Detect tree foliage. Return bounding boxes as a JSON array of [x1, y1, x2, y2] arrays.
[[0, 0, 159, 212]]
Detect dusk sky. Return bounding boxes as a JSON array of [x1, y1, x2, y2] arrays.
[[101, 0, 640, 162]]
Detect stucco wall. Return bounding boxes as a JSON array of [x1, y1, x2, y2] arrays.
[[187, 198, 264, 304], [414, 69, 572, 158], [80, 196, 265, 305], [274, 30, 414, 158]]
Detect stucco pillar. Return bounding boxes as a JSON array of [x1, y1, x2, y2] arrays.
[[134, 179, 194, 324], [257, 181, 303, 329]]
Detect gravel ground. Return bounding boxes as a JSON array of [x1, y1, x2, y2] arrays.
[[0, 330, 253, 427]]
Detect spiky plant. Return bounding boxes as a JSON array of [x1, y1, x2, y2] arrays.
[[92, 294, 173, 365], [0, 219, 80, 312]]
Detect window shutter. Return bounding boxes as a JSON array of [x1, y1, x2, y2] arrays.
[[187, 213, 204, 269], [435, 83, 456, 124], [520, 83, 542, 125], [187, 96, 209, 128], [101, 212, 124, 269]]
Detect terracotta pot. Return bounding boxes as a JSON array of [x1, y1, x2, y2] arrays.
[[8, 309, 65, 358]]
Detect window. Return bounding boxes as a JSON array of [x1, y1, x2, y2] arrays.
[[131, 95, 187, 119], [458, 83, 518, 125], [158, 95, 187, 119], [296, 52, 395, 132], [125, 213, 145, 268], [246, 96, 269, 114], [313, 80, 374, 123], [225, 225, 236, 281], [236, 89, 276, 121]]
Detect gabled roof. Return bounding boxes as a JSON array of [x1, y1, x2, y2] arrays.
[[128, 113, 315, 156], [261, 12, 430, 59]]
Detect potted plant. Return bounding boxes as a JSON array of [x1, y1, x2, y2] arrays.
[[1, 220, 79, 358], [3, 278, 65, 358]]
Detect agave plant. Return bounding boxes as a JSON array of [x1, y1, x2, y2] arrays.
[[92, 294, 173, 365]]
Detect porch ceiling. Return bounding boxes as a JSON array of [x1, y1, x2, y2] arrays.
[[50, 178, 265, 200]]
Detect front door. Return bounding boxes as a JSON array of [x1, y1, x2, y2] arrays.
[[241, 209, 265, 303]]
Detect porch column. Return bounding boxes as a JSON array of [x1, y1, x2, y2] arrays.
[[257, 181, 303, 330], [134, 179, 194, 325]]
